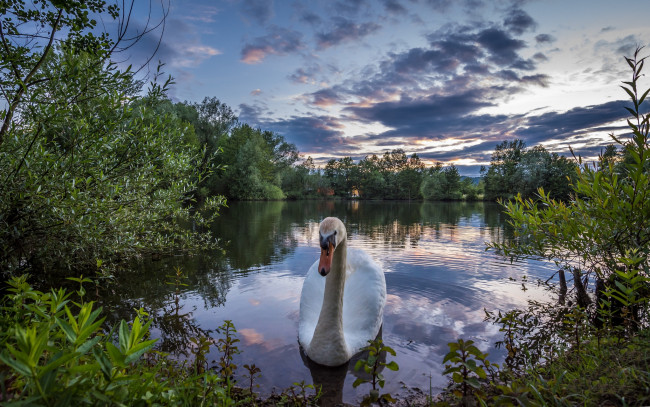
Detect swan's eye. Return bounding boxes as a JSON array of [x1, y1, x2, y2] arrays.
[[328, 234, 336, 249], [319, 232, 337, 251]]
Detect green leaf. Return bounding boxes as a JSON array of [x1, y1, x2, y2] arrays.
[[124, 339, 157, 364], [639, 88, 650, 105], [466, 377, 481, 389], [76, 321, 104, 346], [0, 351, 32, 377], [56, 317, 77, 343], [384, 361, 399, 371], [443, 351, 459, 364], [105, 342, 125, 368], [352, 377, 365, 388], [77, 336, 102, 355], [93, 347, 113, 380], [118, 320, 129, 352], [40, 351, 78, 374]]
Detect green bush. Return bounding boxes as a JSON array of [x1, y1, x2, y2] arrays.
[[490, 46, 650, 326], [436, 47, 650, 406], [0, 49, 223, 276], [0, 275, 240, 406]]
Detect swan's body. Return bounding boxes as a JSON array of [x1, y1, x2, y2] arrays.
[[298, 217, 386, 366]]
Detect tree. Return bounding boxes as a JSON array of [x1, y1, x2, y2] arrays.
[[396, 153, 425, 200], [442, 165, 462, 200], [460, 177, 481, 201], [0, 48, 222, 275], [211, 124, 296, 200], [0, 0, 166, 145], [358, 155, 387, 199], [482, 139, 525, 200], [324, 157, 358, 197], [510, 145, 577, 201], [281, 156, 320, 199], [420, 163, 445, 200], [481, 140, 576, 201]]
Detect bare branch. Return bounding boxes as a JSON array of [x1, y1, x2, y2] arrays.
[[0, 9, 63, 145], [0, 21, 23, 80]]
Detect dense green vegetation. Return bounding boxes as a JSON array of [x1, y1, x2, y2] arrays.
[[0, 2, 223, 277], [0, 275, 324, 406], [481, 140, 578, 201]]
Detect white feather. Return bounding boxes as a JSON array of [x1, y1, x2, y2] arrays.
[[298, 218, 386, 366]]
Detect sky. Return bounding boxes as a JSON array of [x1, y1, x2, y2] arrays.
[[125, 0, 649, 175]]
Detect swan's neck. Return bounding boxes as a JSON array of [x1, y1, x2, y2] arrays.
[[310, 240, 348, 363]]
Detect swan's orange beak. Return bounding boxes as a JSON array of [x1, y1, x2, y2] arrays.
[[319, 242, 334, 276]]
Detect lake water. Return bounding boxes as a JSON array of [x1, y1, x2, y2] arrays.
[[103, 200, 557, 404]]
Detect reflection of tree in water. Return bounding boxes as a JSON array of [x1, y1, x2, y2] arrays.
[[92, 254, 233, 357], [299, 201, 485, 249], [419, 201, 482, 226], [213, 201, 301, 271], [481, 202, 519, 252]]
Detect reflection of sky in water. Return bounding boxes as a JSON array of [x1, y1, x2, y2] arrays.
[[135, 202, 557, 403]]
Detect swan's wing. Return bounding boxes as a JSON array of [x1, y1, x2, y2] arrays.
[[342, 248, 387, 354], [298, 259, 325, 349]]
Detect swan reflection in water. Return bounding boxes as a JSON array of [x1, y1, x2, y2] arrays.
[[299, 328, 386, 406]]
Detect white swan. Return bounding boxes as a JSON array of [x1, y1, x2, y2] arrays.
[[298, 217, 386, 366]]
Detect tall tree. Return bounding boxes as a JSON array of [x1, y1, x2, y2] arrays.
[[482, 139, 526, 200], [0, 0, 166, 145]]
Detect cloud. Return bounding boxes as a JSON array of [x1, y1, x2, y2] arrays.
[[238, 104, 348, 153], [389, 47, 467, 75], [532, 52, 548, 61], [476, 27, 527, 67], [238, 103, 267, 123], [241, 26, 304, 64], [333, 0, 368, 16], [346, 90, 500, 139], [383, 0, 407, 15], [535, 33, 555, 44], [231, 5, 627, 170], [308, 88, 342, 107], [520, 73, 550, 87], [503, 8, 536, 35], [316, 18, 381, 49], [516, 100, 630, 144], [240, 0, 273, 25], [288, 64, 322, 84], [183, 5, 220, 23], [121, 17, 220, 76], [423, 0, 453, 12], [300, 11, 322, 26], [266, 116, 349, 153], [340, 22, 539, 105]]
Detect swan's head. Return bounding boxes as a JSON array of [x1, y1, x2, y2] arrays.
[[318, 217, 347, 277]]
